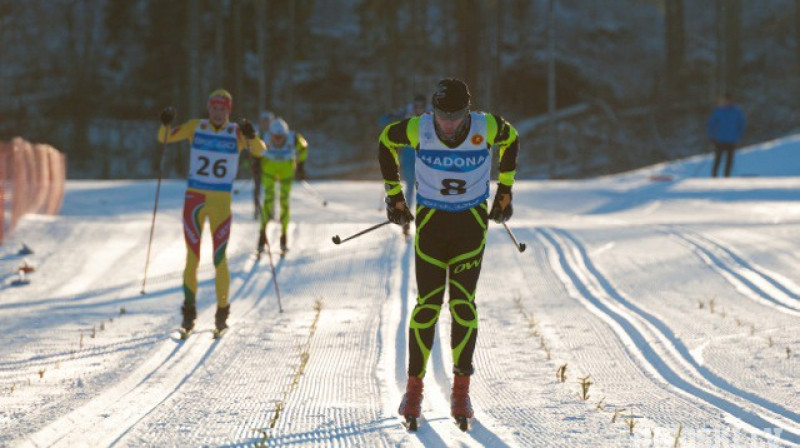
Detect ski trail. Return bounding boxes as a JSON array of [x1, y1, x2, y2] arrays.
[[16, 256, 267, 448], [429, 326, 518, 448], [382, 237, 451, 447], [668, 227, 800, 316], [538, 228, 800, 446], [554, 228, 800, 427], [119, 222, 410, 447]]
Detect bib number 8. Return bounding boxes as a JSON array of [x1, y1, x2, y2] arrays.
[[440, 178, 467, 196], [197, 156, 228, 178]]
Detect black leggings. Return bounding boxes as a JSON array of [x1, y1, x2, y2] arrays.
[[712, 142, 736, 177], [408, 203, 488, 378]]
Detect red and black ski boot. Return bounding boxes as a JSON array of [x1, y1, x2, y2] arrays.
[[398, 376, 423, 430], [451, 374, 473, 431], [179, 304, 196, 340]]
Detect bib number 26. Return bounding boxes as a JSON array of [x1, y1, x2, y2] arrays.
[[440, 178, 466, 196], [197, 156, 227, 178]]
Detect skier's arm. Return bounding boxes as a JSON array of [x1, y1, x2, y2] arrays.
[[236, 127, 267, 156], [295, 133, 309, 164], [378, 117, 419, 201], [157, 119, 201, 144], [487, 114, 519, 195]]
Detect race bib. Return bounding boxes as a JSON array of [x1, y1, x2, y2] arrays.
[[188, 121, 240, 192]]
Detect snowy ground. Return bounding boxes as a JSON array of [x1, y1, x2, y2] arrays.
[[1, 139, 799, 447]]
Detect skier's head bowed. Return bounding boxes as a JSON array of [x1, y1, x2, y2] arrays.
[[431, 78, 471, 143]]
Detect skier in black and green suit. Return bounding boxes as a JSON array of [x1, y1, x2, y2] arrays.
[[379, 78, 518, 427]]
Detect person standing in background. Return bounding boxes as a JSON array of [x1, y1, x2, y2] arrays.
[[707, 92, 746, 178]]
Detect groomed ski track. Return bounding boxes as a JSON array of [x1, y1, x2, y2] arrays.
[[1, 178, 798, 447]]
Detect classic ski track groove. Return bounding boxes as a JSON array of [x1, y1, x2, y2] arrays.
[[668, 226, 800, 316], [537, 227, 800, 446], [479, 226, 741, 446], [122, 223, 407, 447], [469, 229, 628, 447], [16, 253, 267, 448]]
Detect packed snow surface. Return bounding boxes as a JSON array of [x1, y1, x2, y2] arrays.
[[1, 139, 799, 447]]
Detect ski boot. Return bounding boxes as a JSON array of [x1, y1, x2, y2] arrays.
[[398, 376, 423, 430], [256, 228, 267, 257], [213, 305, 230, 339], [179, 304, 197, 340], [279, 233, 288, 257], [451, 374, 473, 431]]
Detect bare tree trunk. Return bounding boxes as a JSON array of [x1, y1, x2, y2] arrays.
[[455, 0, 481, 89], [716, 0, 741, 94], [215, 0, 225, 90], [232, 0, 244, 115], [187, 0, 200, 116], [546, 0, 557, 177], [665, 0, 685, 96], [255, 0, 268, 111], [382, 3, 398, 111], [725, 0, 741, 92], [288, 0, 296, 122], [66, 0, 99, 164], [796, 0, 800, 71]]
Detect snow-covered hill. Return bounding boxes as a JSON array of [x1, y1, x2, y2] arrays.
[[1, 136, 799, 447]]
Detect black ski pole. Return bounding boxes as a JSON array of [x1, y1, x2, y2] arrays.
[[141, 123, 171, 295], [255, 200, 283, 313], [331, 220, 391, 245], [502, 221, 527, 253], [300, 179, 328, 206]]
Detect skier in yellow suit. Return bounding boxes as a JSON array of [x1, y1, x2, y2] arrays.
[[252, 117, 308, 256], [157, 89, 264, 336]]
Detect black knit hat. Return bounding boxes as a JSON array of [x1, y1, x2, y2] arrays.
[[432, 78, 470, 114]]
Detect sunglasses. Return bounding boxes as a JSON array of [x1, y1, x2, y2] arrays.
[[433, 106, 468, 121]]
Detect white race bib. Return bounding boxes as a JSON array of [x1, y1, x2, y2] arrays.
[[262, 132, 296, 162], [187, 121, 240, 192], [415, 113, 491, 211]]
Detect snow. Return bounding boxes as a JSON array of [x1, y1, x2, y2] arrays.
[[1, 135, 800, 447]]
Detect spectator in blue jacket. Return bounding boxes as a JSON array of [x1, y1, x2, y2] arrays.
[[707, 92, 746, 177]]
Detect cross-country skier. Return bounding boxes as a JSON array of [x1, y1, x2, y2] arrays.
[[251, 110, 276, 219], [378, 78, 519, 430], [251, 117, 309, 256], [157, 89, 265, 337]]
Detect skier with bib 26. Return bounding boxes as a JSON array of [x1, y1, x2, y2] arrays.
[[378, 78, 518, 429], [157, 89, 265, 337], [252, 117, 308, 256]]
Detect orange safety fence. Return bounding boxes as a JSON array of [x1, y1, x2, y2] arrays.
[[0, 137, 67, 244]]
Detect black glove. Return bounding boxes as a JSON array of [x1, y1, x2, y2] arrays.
[[295, 163, 307, 181], [160, 106, 175, 125], [386, 196, 414, 226], [239, 119, 256, 139], [489, 192, 513, 223]]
